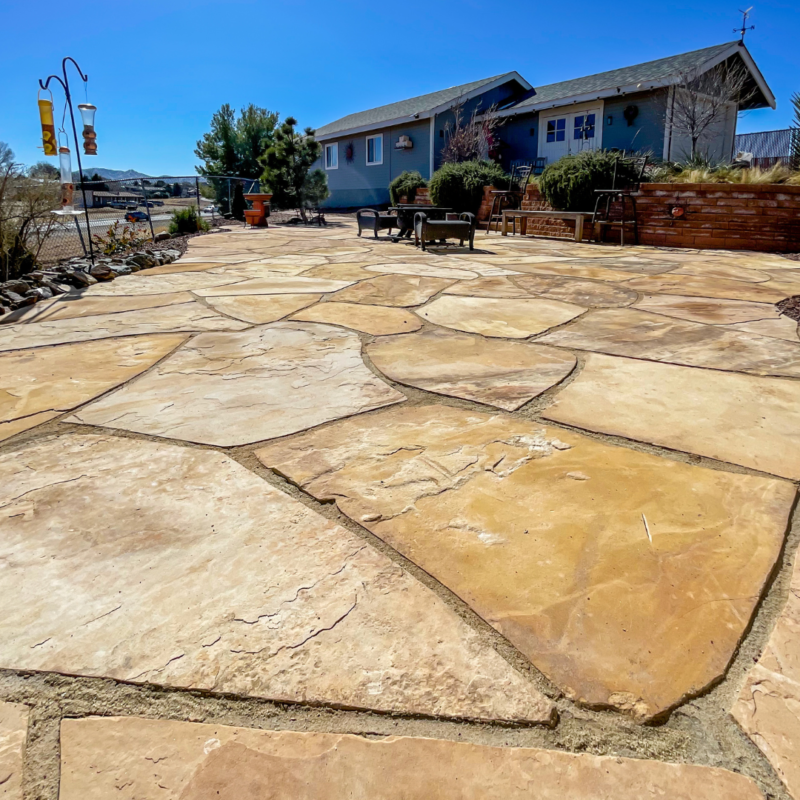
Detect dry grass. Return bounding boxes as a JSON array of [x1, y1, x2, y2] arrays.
[[659, 163, 800, 185]]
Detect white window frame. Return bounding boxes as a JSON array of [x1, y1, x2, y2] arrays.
[[366, 134, 383, 166], [324, 142, 338, 170]]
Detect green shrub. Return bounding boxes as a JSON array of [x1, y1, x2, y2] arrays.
[[168, 206, 209, 235], [428, 160, 508, 214], [389, 170, 427, 205], [539, 150, 641, 211]]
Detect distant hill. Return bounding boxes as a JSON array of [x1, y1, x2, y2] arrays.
[[72, 167, 153, 181]]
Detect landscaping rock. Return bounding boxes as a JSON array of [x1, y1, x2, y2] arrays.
[[154, 231, 170, 242], [89, 265, 115, 281], [0, 281, 31, 296]]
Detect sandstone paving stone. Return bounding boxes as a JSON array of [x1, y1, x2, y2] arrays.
[[0, 303, 247, 352], [331, 274, 455, 306], [203, 293, 322, 324], [59, 717, 765, 800], [634, 294, 784, 325], [544, 352, 800, 479], [291, 302, 422, 335], [136, 261, 226, 275], [671, 263, 770, 283], [257, 405, 794, 720], [367, 328, 576, 409], [300, 263, 389, 280], [733, 545, 800, 799], [624, 274, 789, 303], [443, 276, 530, 298], [512, 274, 639, 307], [70, 322, 405, 446], [417, 295, 585, 338], [0, 702, 28, 800], [725, 317, 799, 342], [0, 435, 553, 723], [0, 334, 187, 440], [82, 272, 249, 295], [539, 308, 800, 377], [366, 263, 480, 280], [192, 275, 355, 297], [508, 261, 647, 282]]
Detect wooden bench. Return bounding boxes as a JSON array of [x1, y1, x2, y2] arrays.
[[501, 209, 593, 242]]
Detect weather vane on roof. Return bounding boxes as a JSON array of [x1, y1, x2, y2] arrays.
[[735, 7, 755, 41]]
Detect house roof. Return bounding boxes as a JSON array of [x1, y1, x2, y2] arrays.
[[509, 41, 775, 112], [315, 72, 532, 139]]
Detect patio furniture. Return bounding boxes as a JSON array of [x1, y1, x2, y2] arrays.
[[243, 193, 272, 227], [414, 212, 476, 251], [501, 209, 593, 242], [356, 208, 397, 238], [485, 164, 534, 235], [591, 154, 649, 245], [389, 204, 451, 239]]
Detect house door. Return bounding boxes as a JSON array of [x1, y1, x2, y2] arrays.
[[540, 108, 601, 164]]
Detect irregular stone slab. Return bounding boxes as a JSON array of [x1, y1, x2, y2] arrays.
[[538, 308, 800, 377], [257, 406, 793, 720], [0, 702, 28, 800], [0, 303, 246, 352], [137, 261, 225, 275], [671, 263, 769, 283], [203, 293, 322, 324], [366, 263, 479, 280], [544, 352, 800, 479], [368, 328, 575, 410], [0, 435, 552, 723], [59, 717, 764, 800], [193, 276, 355, 297], [624, 274, 788, 303], [733, 545, 800, 799], [726, 317, 799, 342], [443, 276, 530, 298], [506, 261, 643, 282], [0, 334, 187, 437], [513, 274, 638, 307], [332, 275, 455, 306], [417, 295, 584, 339], [292, 302, 422, 336], [83, 272, 248, 295], [634, 294, 783, 325], [301, 263, 386, 280], [70, 323, 405, 446]]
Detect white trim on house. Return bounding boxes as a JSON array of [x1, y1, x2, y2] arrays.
[[538, 100, 605, 163], [366, 133, 383, 166], [427, 71, 532, 116], [324, 142, 338, 170]]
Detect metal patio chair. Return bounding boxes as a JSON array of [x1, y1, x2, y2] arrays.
[[591, 154, 649, 245], [485, 164, 533, 235]]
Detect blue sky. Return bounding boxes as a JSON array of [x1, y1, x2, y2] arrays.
[[1, 0, 797, 176]]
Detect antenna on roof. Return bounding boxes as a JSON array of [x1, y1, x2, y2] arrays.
[[734, 7, 755, 41]]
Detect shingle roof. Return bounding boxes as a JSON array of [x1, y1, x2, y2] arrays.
[[515, 42, 737, 108], [315, 73, 522, 137]]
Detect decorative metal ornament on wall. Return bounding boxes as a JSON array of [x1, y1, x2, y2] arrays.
[[345, 142, 355, 163], [395, 135, 413, 150], [623, 105, 639, 127]]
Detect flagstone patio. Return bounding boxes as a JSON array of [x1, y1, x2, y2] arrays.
[[1, 216, 799, 799]]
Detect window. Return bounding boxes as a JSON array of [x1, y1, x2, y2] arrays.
[[574, 114, 596, 140], [546, 118, 566, 143], [324, 143, 338, 170], [366, 134, 383, 165]]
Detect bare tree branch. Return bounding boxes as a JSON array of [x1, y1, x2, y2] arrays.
[[441, 96, 503, 164]]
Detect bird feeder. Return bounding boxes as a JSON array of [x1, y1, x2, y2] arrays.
[[59, 146, 75, 210], [77, 103, 97, 155], [37, 92, 57, 156]]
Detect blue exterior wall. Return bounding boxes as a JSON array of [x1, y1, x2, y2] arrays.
[[602, 90, 668, 155], [497, 113, 539, 170]]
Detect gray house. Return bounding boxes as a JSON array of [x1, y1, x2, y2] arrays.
[[313, 40, 775, 208]]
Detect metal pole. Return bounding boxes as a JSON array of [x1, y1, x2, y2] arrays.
[[74, 215, 88, 256], [195, 176, 201, 228], [140, 179, 156, 241], [227, 178, 231, 216]]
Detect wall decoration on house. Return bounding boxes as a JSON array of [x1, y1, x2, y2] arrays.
[[623, 105, 639, 126], [37, 91, 57, 156], [395, 135, 413, 150], [345, 142, 355, 163]]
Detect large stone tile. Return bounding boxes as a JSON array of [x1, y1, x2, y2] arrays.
[[418, 296, 584, 339], [203, 293, 322, 324], [726, 317, 799, 342], [193, 276, 355, 297], [59, 717, 764, 800], [82, 272, 249, 295], [0, 702, 28, 800], [634, 294, 783, 325], [136, 261, 225, 275], [733, 546, 800, 799], [544, 353, 800, 479], [513, 275, 639, 307], [506, 261, 645, 282], [301, 263, 388, 280], [70, 323, 405, 446], [624, 274, 788, 303], [539, 308, 800, 377], [670, 263, 770, 283], [367, 328, 575, 410], [291, 302, 422, 335], [331, 274, 455, 306], [257, 406, 793, 721], [0, 303, 247, 352], [366, 263, 480, 280], [0, 435, 552, 723], [0, 334, 187, 440], [443, 276, 530, 298]]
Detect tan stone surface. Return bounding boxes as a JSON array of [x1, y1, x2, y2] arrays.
[[418, 296, 584, 338], [257, 405, 793, 720], [634, 294, 783, 325], [0, 334, 187, 434], [301, 263, 387, 280], [671, 263, 769, 283], [539, 308, 800, 377], [0, 435, 553, 723], [331, 274, 455, 306], [367, 262, 480, 280], [368, 328, 576, 410], [513, 274, 639, 307], [0, 702, 28, 800], [511, 262, 646, 282], [624, 274, 789, 303], [70, 322, 405, 446], [443, 276, 530, 298], [83, 272, 248, 295], [733, 546, 800, 799], [193, 276, 355, 297], [291, 302, 422, 335], [544, 353, 800, 479], [0, 303, 246, 352], [203, 293, 321, 323], [726, 317, 799, 342], [137, 261, 225, 275], [59, 717, 765, 800]]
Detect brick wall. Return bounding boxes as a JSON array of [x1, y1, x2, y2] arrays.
[[412, 188, 432, 206], [520, 186, 584, 240]]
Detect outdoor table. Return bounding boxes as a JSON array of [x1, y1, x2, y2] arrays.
[[389, 205, 452, 239]]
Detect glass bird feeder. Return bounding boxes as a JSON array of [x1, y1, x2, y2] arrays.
[[58, 146, 75, 211], [77, 103, 97, 155]]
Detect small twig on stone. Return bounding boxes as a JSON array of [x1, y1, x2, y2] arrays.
[[642, 513, 652, 544]]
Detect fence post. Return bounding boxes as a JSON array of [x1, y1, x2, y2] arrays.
[[227, 178, 231, 216], [195, 177, 202, 229], [74, 216, 88, 257], [140, 179, 156, 241]]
